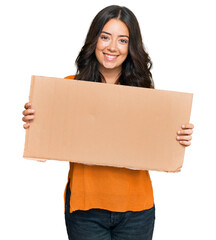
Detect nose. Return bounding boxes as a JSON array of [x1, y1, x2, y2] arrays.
[[107, 39, 117, 52]]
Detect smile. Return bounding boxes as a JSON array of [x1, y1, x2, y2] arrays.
[[104, 53, 118, 61]]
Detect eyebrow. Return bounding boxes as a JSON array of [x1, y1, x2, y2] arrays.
[[101, 31, 129, 38]]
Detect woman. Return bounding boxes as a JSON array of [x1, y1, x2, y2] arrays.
[[22, 5, 194, 240]]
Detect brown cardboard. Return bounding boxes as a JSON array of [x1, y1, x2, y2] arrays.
[[23, 75, 193, 172]]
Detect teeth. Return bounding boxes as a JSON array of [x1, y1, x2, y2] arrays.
[[105, 54, 117, 60]]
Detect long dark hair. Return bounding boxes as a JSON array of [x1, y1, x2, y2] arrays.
[[75, 5, 154, 88]]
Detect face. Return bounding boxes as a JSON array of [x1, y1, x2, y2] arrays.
[[95, 19, 129, 74]]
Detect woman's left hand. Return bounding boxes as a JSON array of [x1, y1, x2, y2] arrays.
[[176, 123, 194, 147]]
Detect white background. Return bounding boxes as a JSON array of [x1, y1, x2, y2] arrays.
[[0, 0, 215, 239]]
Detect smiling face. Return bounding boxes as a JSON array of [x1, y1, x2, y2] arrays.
[[95, 18, 129, 76]]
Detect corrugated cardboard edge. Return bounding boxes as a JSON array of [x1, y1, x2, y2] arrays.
[[23, 76, 47, 162], [23, 76, 34, 157], [23, 156, 181, 172]]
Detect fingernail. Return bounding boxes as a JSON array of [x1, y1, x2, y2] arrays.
[[182, 125, 185, 128], [177, 136, 180, 140], [31, 109, 35, 113], [178, 131, 181, 134]]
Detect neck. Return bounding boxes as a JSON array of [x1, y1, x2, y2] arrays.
[[99, 66, 121, 84]]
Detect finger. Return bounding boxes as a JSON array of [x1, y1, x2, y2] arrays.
[[176, 135, 192, 141], [22, 115, 34, 122], [177, 129, 193, 135], [24, 102, 31, 109], [181, 123, 194, 129], [22, 109, 35, 116], [179, 140, 191, 147], [23, 123, 30, 129]]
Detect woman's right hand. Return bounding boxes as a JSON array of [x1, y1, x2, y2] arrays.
[[22, 102, 35, 129]]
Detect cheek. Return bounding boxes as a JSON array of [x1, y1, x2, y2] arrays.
[[119, 45, 129, 57], [96, 39, 108, 52]]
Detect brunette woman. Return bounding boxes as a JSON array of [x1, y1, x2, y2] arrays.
[[22, 5, 194, 240]]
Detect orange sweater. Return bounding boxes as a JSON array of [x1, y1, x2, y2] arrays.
[[64, 75, 154, 213]]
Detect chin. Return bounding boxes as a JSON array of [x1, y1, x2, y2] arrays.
[[103, 63, 119, 70]]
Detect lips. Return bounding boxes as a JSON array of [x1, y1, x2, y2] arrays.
[[103, 53, 118, 61]]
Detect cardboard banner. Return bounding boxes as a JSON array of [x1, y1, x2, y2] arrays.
[[24, 76, 193, 172]]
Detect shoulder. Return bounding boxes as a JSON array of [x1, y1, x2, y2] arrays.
[[64, 75, 75, 79]]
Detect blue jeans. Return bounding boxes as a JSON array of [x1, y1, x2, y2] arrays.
[[65, 182, 155, 240]]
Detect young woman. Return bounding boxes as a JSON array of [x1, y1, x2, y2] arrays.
[[22, 5, 194, 240]]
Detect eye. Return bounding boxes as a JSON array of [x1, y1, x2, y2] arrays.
[[119, 38, 129, 44], [100, 35, 110, 41]]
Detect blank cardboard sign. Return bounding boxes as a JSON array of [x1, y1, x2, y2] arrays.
[[23, 76, 193, 172]]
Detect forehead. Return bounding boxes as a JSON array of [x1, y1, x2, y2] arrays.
[[102, 19, 129, 36]]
